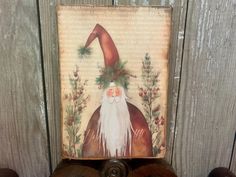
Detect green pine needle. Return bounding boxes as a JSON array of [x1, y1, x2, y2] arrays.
[[78, 46, 92, 59], [96, 60, 132, 89]]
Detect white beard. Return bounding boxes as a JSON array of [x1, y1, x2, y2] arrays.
[[98, 87, 133, 157]]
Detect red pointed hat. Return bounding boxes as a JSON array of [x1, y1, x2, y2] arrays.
[[84, 24, 119, 67]]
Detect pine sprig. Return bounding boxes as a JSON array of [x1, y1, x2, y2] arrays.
[[96, 60, 134, 89], [78, 46, 92, 59]]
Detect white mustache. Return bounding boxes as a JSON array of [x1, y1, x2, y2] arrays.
[[108, 96, 121, 103]]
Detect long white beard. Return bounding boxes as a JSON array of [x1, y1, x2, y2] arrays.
[[98, 88, 133, 157]]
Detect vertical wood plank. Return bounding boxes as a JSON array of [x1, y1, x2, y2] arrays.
[[39, 0, 112, 171], [161, 0, 188, 164], [38, 0, 62, 172], [231, 152, 236, 174], [0, 0, 50, 177], [230, 132, 236, 174], [172, 0, 236, 177]]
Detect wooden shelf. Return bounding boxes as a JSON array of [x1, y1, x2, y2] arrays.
[[51, 159, 177, 177]]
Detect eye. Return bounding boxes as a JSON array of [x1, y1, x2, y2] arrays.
[[115, 88, 121, 96], [107, 89, 113, 97]]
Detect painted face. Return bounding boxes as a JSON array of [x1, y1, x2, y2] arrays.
[[106, 86, 121, 97], [106, 86, 122, 103]]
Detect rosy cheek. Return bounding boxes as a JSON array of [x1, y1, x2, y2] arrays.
[[115, 88, 121, 96], [107, 89, 113, 97]]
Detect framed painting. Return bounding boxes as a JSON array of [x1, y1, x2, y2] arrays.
[[57, 6, 171, 159]]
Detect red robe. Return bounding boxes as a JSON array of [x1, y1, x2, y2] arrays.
[[82, 102, 153, 158]]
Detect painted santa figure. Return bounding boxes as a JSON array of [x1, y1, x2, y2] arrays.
[[82, 24, 153, 158]]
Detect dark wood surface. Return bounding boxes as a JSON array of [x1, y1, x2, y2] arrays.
[[51, 159, 177, 177], [208, 167, 236, 177], [0, 169, 18, 177]]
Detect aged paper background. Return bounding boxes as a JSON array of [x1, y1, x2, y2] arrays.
[[58, 6, 171, 159]]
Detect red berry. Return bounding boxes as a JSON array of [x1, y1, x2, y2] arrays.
[[160, 116, 165, 125], [74, 72, 78, 77], [64, 94, 68, 99], [67, 120, 73, 126], [73, 95, 78, 100]]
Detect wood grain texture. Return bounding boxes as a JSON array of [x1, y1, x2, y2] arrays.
[[115, 0, 149, 5], [38, 0, 62, 172], [172, 0, 236, 177], [60, 0, 112, 5], [149, 0, 175, 6], [51, 159, 177, 177], [0, 0, 50, 177], [161, 0, 189, 163], [230, 134, 236, 174], [116, 0, 152, 5], [116, 0, 174, 6], [231, 152, 236, 174], [39, 0, 112, 171]]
